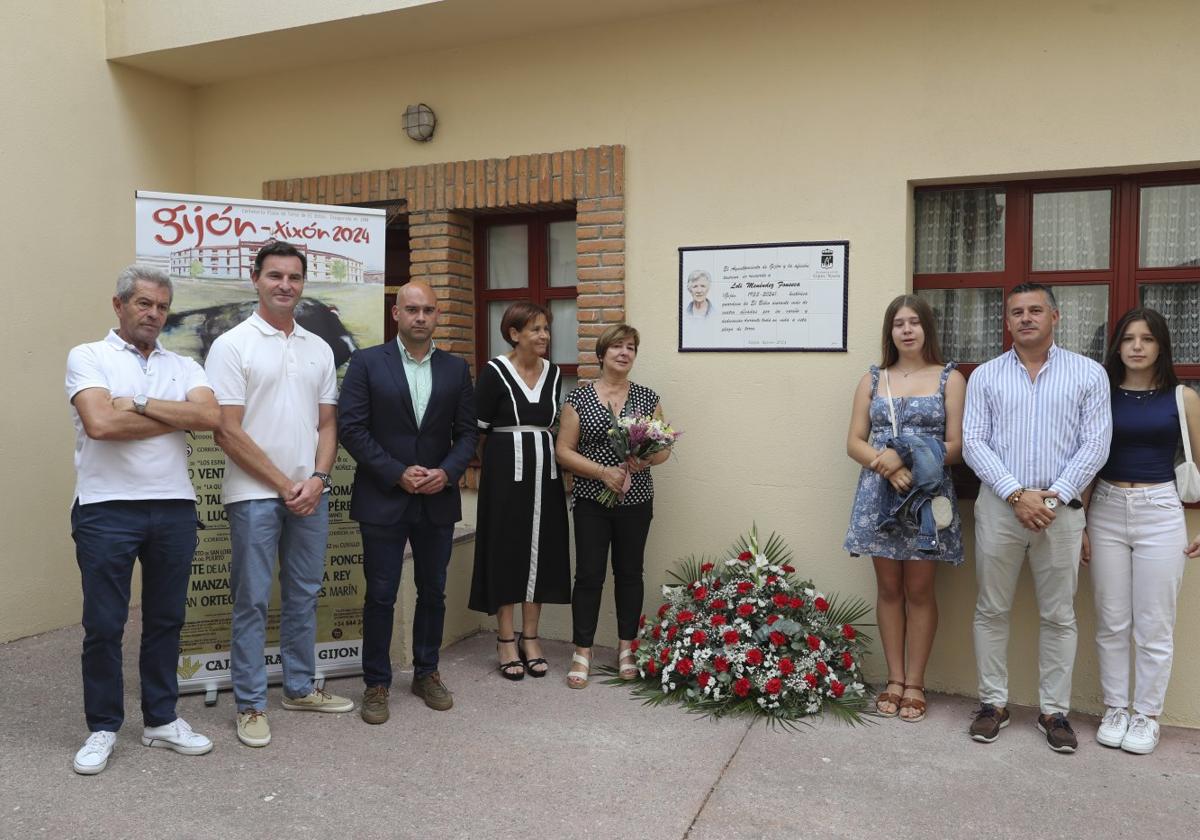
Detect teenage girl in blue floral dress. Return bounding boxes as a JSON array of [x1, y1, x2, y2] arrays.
[[844, 295, 965, 722]]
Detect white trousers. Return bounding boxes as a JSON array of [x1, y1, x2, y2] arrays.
[[1087, 480, 1188, 717], [973, 487, 1085, 715]]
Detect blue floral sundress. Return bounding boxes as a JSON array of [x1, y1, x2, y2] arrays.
[[842, 363, 964, 566]]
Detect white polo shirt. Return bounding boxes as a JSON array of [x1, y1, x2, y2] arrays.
[[66, 330, 211, 504], [205, 311, 338, 504]]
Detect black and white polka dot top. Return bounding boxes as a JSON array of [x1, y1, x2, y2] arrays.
[[565, 381, 660, 506]]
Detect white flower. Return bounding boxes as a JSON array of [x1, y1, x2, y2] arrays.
[[662, 585, 673, 597], [755, 554, 768, 568]]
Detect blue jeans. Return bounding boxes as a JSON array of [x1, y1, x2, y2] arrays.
[[877, 435, 946, 553], [359, 520, 454, 684], [227, 496, 328, 711], [71, 499, 196, 732]]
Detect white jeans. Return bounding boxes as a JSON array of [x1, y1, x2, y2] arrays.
[[973, 487, 1085, 715], [1087, 480, 1188, 717]]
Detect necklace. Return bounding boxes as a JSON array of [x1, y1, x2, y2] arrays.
[[893, 366, 922, 378], [1119, 387, 1154, 402]]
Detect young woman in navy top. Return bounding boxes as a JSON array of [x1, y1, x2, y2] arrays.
[[1085, 308, 1200, 754]]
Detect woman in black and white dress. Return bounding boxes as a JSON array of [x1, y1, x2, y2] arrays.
[[556, 323, 669, 688], [468, 302, 570, 679]]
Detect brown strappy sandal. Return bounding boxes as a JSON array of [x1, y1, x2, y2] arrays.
[[899, 684, 926, 723], [875, 680, 904, 717]]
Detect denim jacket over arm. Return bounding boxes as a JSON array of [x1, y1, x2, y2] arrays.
[[876, 434, 947, 554]]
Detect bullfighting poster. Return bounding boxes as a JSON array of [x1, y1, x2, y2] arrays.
[[135, 190, 385, 697]]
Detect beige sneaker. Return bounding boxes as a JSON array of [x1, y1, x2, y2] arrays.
[[281, 687, 355, 713], [361, 685, 390, 725], [236, 710, 271, 747]]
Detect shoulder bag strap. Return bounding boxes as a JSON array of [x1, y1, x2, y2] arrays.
[[883, 369, 899, 439], [1177, 385, 1194, 465]]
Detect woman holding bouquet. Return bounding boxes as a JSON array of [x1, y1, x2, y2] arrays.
[[468, 302, 571, 680], [843, 295, 965, 721], [556, 324, 669, 688], [1084, 308, 1200, 755]]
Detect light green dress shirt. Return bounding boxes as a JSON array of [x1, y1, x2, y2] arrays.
[[398, 339, 434, 426]]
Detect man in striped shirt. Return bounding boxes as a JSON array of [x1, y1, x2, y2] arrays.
[[963, 282, 1111, 753]]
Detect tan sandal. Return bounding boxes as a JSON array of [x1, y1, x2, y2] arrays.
[[875, 680, 904, 717], [566, 652, 590, 689], [617, 647, 638, 681], [899, 684, 926, 723]]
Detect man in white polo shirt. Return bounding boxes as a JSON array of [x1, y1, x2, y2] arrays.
[[206, 240, 353, 748], [66, 265, 220, 774]]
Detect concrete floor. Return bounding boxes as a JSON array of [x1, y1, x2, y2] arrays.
[[3, 618, 1200, 840]]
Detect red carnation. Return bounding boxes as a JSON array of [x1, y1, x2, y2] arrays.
[[789, 597, 804, 609], [782, 564, 796, 573], [709, 598, 728, 610], [639, 614, 646, 628], [658, 603, 670, 618], [766, 614, 780, 626], [816, 661, 829, 676], [806, 634, 821, 651], [647, 659, 658, 675], [841, 651, 853, 670], [676, 657, 694, 676], [830, 680, 845, 698], [722, 630, 740, 645], [736, 582, 753, 595], [701, 562, 715, 573], [714, 655, 730, 673], [693, 586, 708, 602], [667, 626, 678, 641], [745, 648, 764, 666], [652, 626, 662, 640], [677, 610, 695, 623], [711, 614, 727, 627], [691, 629, 708, 645], [737, 603, 755, 617], [772, 593, 789, 607], [630, 639, 640, 652], [769, 630, 787, 647], [779, 657, 795, 675], [733, 677, 751, 697], [766, 575, 779, 585], [738, 551, 753, 561], [765, 677, 783, 695], [842, 624, 857, 640], [698, 671, 711, 687], [814, 597, 829, 612], [659, 648, 670, 664], [804, 673, 818, 688]]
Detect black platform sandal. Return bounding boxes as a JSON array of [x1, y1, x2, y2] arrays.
[[517, 634, 548, 678], [496, 637, 524, 681]]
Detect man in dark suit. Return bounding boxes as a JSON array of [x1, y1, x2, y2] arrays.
[[337, 281, 477, 721]]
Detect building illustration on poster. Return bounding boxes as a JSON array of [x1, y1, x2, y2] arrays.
[[135, 190, 385, 700]]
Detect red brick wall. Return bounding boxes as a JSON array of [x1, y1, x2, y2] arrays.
[[263, 144, 626, 376]]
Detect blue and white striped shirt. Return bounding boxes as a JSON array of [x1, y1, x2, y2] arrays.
[[963, 344, 1111, 503]]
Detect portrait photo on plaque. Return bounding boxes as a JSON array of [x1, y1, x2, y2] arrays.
[[678, 241, 848, 352]]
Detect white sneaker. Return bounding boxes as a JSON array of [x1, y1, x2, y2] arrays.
[[1096, 707, 1130, 748], [73, 731, 117, 775], [1121, 713, 1160, 755], [141, 717, 213, 756]]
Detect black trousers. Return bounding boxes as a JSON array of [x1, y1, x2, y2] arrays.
[[571, 498, 653, 647]]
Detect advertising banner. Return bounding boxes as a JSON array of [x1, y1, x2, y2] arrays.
[[135, 190, 385, 697]]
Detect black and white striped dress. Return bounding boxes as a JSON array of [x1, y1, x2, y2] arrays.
[[468, 356, 571, 614]]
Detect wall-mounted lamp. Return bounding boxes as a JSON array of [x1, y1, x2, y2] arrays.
[[403, 103, 436, 142]]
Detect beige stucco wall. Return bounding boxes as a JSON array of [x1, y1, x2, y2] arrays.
[[0, 1, 195, 641], [186, 0, 1200, 725]]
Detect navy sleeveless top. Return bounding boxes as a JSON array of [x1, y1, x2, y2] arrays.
[[1098, 387, 1180, 483]]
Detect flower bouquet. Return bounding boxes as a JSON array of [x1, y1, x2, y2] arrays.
[[613, 526, 873, 728], [596, 408, 682, 507]]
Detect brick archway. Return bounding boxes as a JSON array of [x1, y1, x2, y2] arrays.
[[263, 145, 625, 380]]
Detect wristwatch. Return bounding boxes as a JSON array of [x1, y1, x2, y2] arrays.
[[133, 394, 148, 415], [311, 471, 333, 492]]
